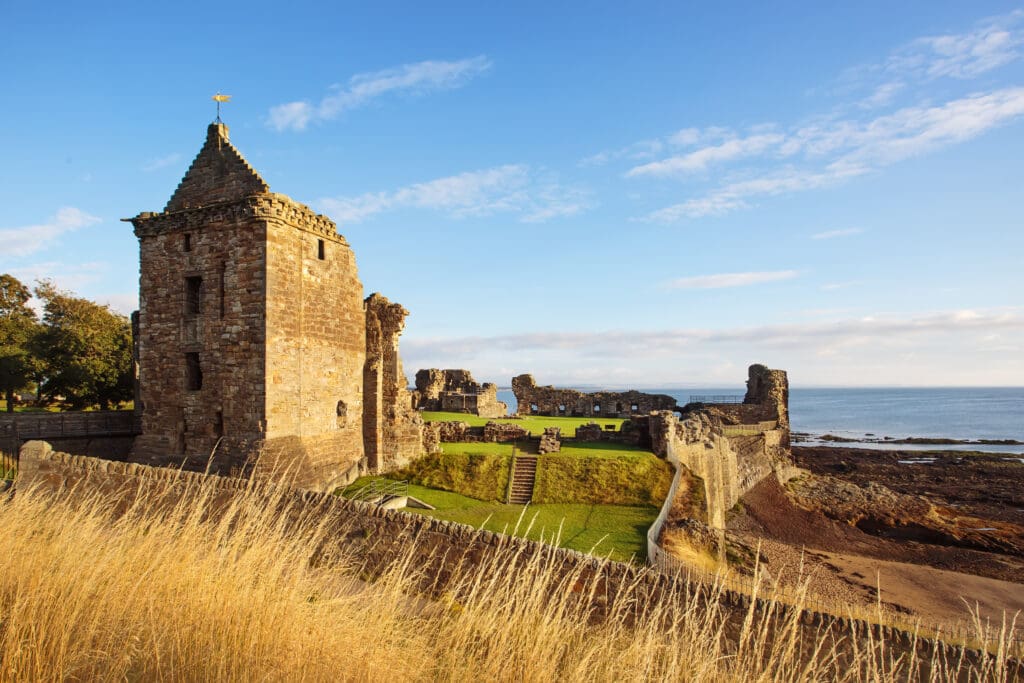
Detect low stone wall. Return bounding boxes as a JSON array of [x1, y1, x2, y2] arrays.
[[14, 440, 1007, 673], [1, 411, 139, 460]]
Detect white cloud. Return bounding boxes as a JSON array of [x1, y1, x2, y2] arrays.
[[858, 81, 904, 109], [268, 56, 492, 131], [399, 308, 1024, 386], [0, 208, 101, 258], [811, 227, 863, 240], [891, 11, 1024, 80], [627, 132, 784, 177], [319, 165, 589, 224], [142, 153, 182, 172], [639, 86, 1024, 222], [665, 270, 799, 290]]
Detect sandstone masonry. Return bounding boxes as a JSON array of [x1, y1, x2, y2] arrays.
[[511, 374, 678, 418], [413, 368, 507, 418], [125, 122, 423, 490]]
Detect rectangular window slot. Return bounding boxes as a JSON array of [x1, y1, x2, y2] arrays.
[[185, 276, 203, 316], [214, 410, 224, 437], [185, 352, 203, 391], [317, 239, 325, 260], [219, 264, 226, 319], [184, 233, 192, 251]]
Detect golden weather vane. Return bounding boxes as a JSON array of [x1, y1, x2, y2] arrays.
[[212, 92, 232, 123]]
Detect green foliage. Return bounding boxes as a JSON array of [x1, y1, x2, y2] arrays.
[[394, 450, 512, 502], [533, 451, 673, 506], [33, 281, 134, 410], [0, 274, 41, 412], [420, 411, 627, 436]]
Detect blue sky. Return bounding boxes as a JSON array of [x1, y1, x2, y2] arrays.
[[2, 2, 1023, 387]]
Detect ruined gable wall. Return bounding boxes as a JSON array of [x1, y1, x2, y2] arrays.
[[364, 294, 425, 472], [511, 374, 677, 418], [414, 369, 507, 418], [130, 205, 268, 473], [262, 203, 365, 490]]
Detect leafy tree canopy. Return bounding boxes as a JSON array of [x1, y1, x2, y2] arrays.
[[0, 274, 40, 412], [32, 280, 133, 410]]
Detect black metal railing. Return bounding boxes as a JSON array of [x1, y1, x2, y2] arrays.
[[688, 395, 744, 404]]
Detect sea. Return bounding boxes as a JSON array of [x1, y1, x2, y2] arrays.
[[495, 387, 1024, 454]]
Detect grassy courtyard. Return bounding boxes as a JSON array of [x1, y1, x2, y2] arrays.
[[341, 478, 656, 563], [420, 410, 627, 436]]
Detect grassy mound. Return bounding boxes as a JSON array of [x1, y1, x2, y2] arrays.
[[533, 449, 673, 505], [393, 448, 511, 502]]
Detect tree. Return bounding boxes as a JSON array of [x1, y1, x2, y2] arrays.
[[33, 281, 133, 410], [0, 274, 39, 412]]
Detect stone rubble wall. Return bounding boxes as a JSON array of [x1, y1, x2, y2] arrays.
[[511, 374, 677, 418], [538, 427, 561, 454], [413, 368, 507, 418]]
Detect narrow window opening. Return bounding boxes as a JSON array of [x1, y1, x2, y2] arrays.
[[219, 263, 226, 319], [184, 233, 192, 252], [530, 403, 539, 414], [630, 403, 639, 412], [615, 402, 623, 413], [593, 404, 601, 413], [558, 404, 566, 413], [185, 352, 203, 391], [185, 276, 203, 316], [317, 239, 325, 260], [214, 410, 224, 437]]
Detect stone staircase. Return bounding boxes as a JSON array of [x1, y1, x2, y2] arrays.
[[508, 455, 537, 505]]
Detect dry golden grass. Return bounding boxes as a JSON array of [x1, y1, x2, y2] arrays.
[[0, 474, 1019, 682]]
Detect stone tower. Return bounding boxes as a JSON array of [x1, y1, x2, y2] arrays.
[[127, 122, 422, 489]]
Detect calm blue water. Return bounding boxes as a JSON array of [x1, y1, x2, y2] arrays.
[[496, 387, 1024, 453]]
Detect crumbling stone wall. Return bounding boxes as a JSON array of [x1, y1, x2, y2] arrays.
[[413, 369, 507, 418], [511, 374, 677, 418], [648, 365, 793, 530], [364, 294, 426, 473], [538, 427, 561, 454], [482, 422, 529, 443]]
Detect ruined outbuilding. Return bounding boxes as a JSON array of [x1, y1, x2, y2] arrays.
[[413, 368, 507, 418], [126, 122, 424, 490], [511, 374, 678, 418]]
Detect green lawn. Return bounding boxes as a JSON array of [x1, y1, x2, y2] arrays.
[[340, 478, 656, 563], [420, 411, 626, 436], [438, 440, 647, 459]]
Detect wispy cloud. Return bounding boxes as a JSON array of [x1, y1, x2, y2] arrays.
[[665, 270, 799, 290], [403, 308, 1024, 358], [0, 208, 101, 258], [268, 56, 492, 131], [142, 153, 181, 172], [318, 165, 589, 224], [812, 227, 863, 240], [888, 10, 1024, 80], [627, 132, 784, 177], [638, 86, 1024, 222]]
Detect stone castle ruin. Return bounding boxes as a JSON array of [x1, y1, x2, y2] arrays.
[[647, 364, 793, 533], [412, 368, 507, 418], [125, 122, 425, 490], [511, 374, 678, 418]]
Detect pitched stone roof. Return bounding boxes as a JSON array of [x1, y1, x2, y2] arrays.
[[164, 123, 270, 212]]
